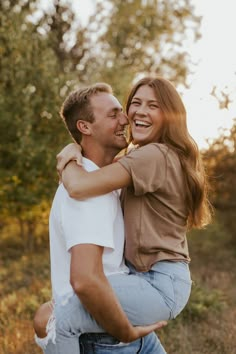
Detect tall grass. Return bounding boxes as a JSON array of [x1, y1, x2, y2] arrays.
[[1, 219, 236, 353]]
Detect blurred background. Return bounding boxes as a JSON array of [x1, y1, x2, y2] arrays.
[[0, 1, 235, 353]]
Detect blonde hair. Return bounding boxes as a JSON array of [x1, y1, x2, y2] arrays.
[[126, 77, 212, 229]]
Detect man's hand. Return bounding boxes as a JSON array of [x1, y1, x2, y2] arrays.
[[124, 321, 167, 343], [56, 143, 83, 175]]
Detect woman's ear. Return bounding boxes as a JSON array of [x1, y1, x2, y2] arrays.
[[76, 120, 91, 136]]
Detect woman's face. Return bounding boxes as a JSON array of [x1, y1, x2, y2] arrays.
[[128, 85, 164, 146]]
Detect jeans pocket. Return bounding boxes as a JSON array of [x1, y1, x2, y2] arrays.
[[171, 275, 192, 319], [92, 339, 142, 353]]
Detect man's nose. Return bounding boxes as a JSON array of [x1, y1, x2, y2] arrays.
[[119, 112, 129, 125]]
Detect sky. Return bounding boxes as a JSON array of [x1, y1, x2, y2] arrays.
[[181, 0, 236, 148], [40, 0, 236, 148]]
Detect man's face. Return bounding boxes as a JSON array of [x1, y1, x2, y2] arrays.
[[89, 92, 128, 153]]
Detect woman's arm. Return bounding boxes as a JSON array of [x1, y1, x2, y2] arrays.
[[57, 143, 83, 173], [62, 161, 132, 199]]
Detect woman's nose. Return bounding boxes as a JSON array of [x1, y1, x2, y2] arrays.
[[135, 105, 147, 115]]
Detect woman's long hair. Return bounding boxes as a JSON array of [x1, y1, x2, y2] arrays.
[[126, 77, 212, 229]]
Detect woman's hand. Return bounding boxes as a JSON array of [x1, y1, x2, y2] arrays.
[[57, 143, 83, 175]]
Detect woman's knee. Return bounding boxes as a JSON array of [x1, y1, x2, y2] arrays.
[[33, 301, 53, 338]]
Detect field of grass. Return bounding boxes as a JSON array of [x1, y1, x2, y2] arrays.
[[1, 220, 236, 353], [159, 222, 236, 353]]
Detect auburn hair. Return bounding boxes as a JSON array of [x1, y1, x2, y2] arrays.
[[126, 77, 212, 229]]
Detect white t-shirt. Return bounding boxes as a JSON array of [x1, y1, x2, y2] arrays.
[[49, 157, 129, 303]]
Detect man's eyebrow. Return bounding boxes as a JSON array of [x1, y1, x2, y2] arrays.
[[107, 107, 123, 114]]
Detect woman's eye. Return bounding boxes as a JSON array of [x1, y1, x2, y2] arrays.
[[131, 101, 140, 106]]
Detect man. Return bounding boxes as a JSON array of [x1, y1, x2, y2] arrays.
[[34, 83, 166, 353]]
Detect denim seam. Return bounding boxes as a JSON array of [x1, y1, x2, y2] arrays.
[[169, 274, 175, 319], [172, 274, 192, 285], [171, 275, 191, 318]]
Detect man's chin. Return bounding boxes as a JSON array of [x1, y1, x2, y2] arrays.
[[117, 139, 128, 149]]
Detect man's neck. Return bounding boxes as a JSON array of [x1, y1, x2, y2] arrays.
[[81, 142, 119, 167]]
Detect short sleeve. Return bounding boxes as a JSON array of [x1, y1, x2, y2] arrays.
[[61, 193, 116, 251], [118, 144, 167, 196]]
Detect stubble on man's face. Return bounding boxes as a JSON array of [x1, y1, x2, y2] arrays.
[[90, 93, 129, 153]]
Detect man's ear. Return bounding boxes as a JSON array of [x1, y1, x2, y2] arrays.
[[76, 120, 91, 136]]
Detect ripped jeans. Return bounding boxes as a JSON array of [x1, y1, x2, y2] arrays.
[[35, 261, 192, 353]]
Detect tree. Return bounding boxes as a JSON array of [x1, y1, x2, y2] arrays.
[[203, 117, 236, 244], [84, 0, 201, 99], [0, 0, 202, 249], [35, 0, 201, 100], [35, 0, 90, 79], [0, 1, 68, 248]]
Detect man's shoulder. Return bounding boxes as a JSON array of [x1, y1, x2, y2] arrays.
[[54, 182, 67, 198], [54, 180, 118, 209], [50, 183, 67, 211]]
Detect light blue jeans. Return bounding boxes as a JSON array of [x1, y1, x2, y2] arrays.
[[37, 261, 191, 353]]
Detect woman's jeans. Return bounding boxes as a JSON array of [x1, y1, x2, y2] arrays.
[[36, 261, 191, 353]]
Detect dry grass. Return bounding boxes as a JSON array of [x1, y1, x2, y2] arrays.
[[1, 220, 236, 353], [159, 221, 236, 353]]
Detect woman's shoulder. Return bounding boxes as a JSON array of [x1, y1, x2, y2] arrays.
[[120, 143, 169, 166], [121, 143, 179, 164], [134, 143, 169, 156], [136, 144, 181, 167]]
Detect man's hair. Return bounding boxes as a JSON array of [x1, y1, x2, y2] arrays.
[[60, 83, 113, 143]]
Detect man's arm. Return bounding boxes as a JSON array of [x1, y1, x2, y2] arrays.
[[70, 244, 166, 342]]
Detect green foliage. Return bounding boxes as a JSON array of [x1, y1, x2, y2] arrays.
[[0, 1, 69, 249], [86, 0, 201, 100], [203, 119, 236, 245], [35, 0, 91, 77], [182, 283, 226, 321], [0, 3, 66, 210]]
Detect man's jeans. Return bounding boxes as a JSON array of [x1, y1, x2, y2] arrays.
[[80, 332, 167, 353], [36, 261, 191, 353]]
